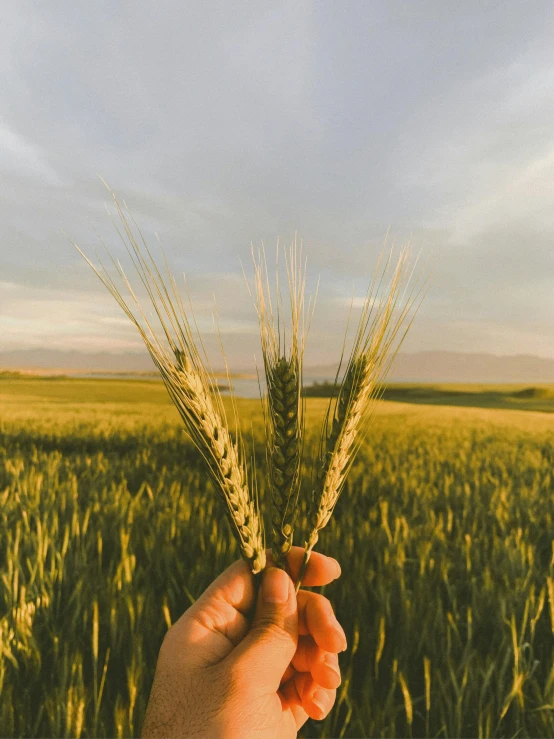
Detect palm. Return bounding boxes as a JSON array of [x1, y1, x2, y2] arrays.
[[142, 549, 345, 738]]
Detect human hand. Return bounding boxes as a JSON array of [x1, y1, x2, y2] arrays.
[[141, 547, 345, 738]]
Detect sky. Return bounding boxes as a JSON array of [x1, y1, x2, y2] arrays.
[[2, 1, 554, 369]]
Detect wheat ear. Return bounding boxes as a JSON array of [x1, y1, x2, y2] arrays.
[[71, 191, 266, 574], [266, 356, 301, 566], [251, 243, 311, 569], [295, 249, 425, 590]]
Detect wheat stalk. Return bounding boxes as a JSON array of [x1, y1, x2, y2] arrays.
[[250, 243, 312, 569], [295, 248, 425, 590], [71, 191, 266, 574]]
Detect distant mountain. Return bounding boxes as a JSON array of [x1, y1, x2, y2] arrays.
[[308, 352, 554, 383], [0, 348, 156, 373], [4, 348, 554, 383]]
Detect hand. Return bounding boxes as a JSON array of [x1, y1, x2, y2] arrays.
[[141, 547, 346, 738]]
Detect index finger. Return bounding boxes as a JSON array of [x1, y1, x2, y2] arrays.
[[188, 545, 341, 624], [277, 547, 341, 587], [297, 590, 347, 652]]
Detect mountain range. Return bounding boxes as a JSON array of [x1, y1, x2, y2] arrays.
[[4, 348, 554, 383]]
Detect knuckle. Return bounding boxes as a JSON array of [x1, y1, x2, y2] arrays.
[[315, 593, 332, 612], [159, 615, 188, 657], [251, 617, 295, 646], [160, 626, 176, 652]]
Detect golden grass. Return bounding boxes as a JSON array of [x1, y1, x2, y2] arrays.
[[3, 384, 554, 736]]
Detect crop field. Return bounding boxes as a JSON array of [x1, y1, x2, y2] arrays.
[[2, 377, 554, 737]]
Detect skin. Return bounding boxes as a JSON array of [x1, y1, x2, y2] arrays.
[[141, 547, 346, 738]]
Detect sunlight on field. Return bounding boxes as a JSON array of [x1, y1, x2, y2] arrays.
[[2, 378, 554, 737]]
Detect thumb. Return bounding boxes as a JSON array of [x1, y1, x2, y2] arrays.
[[230, 567, 298, 691]]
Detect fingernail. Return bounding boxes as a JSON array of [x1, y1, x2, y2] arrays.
[[311, 689, 331, 715], [323, 652, 341, 681], [330, 558, 342, 578], [332, 620, 348, 651], [263, 567, 290, 604]]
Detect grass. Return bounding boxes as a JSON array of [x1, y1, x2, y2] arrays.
[[305, 381, 554, 413], [2, 378, 554, 737], [0, 376, 170, 405], [6, 375, 554, 412]]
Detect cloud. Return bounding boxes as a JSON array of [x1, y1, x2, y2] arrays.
[[2, 2, 554, 360], [0, 120, 61, 184], [334, 296, 382, 309], [98, 316, 131, 326]]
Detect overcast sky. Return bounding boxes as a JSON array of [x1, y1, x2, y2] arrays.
[[2, 1, 554, 368]]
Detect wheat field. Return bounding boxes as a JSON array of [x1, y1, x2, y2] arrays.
[[2, 377, 554, 737]]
